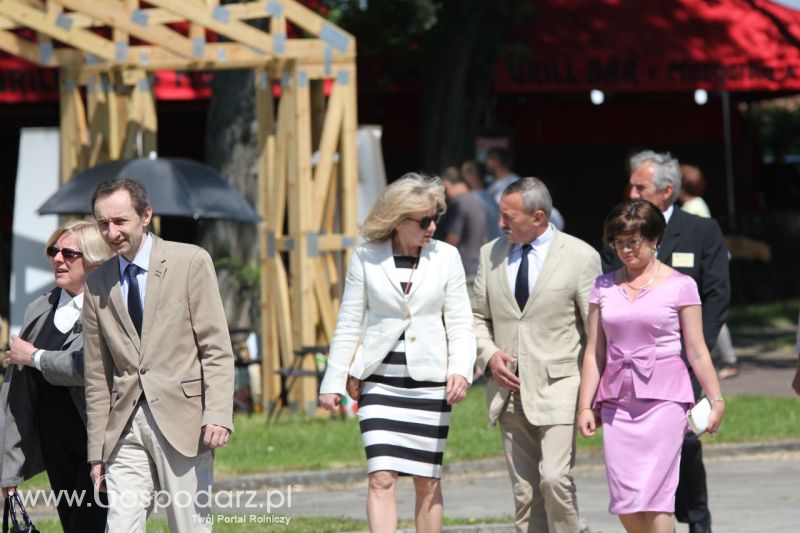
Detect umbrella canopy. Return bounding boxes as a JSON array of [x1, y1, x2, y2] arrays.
[[38, 157, 260, 223]]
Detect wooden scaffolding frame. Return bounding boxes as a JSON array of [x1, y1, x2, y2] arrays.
[[0, 0, 358, 414]]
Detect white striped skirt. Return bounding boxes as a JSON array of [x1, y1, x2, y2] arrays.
[[357, 338, 451, 478]]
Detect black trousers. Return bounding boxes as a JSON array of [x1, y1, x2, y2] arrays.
[[675, 370, 711, 526], [38, 399, 107, 533]]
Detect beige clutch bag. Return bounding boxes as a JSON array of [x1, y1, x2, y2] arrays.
[[687, 397, 712, 435]]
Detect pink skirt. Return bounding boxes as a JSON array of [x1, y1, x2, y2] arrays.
[[600, 372, 688, 515]]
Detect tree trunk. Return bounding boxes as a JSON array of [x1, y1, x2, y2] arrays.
[[201, 68, 261, 331], [420, 0, 497, 171]]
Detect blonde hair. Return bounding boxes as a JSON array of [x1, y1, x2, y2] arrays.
[[361, 173, 446, 243], [45, 219, 115, 267]]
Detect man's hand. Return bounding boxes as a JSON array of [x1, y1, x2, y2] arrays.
[[2, 486, 16, 497], [202, 424, 231, 448], [6, 335, 36, 367], [446, 374, 468, 405], [91, 463, 106, 492], [487, 351, 521, 391]]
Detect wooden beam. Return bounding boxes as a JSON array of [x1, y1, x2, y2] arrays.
[[145, 0, 276, 58], [50, 0, 196, 58], [0, 28, 41, 64], [0, 0, 119, 61], [311, 83, 344, 229]]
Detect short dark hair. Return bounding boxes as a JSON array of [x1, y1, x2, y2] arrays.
[[91, 178, 151, 216], [440, 166, 465, 185], [486, 147, 513, 169], [604, 199, 666, 247]]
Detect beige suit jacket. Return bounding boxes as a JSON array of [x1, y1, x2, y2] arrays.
[[83, 236, 234, 462], [473, 229, 601, 426]]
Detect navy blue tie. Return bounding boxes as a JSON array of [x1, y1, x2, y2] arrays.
[[514, 244, 532, 311], [125, 263, 143, 336]]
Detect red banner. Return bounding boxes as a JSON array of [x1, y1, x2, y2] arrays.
[[494, 0, 800, 93]]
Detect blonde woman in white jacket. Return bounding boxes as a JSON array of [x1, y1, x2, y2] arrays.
[[319, 173, 476, 533]]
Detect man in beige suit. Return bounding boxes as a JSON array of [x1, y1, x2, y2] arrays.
[[83, 179, 234, 532], [473, 177, 600, 533]]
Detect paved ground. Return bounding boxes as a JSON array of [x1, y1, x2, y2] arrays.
[[284, 451, 800, 533]]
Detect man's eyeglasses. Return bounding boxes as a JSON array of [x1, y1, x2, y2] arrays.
[[610, 237, 645, 251], [408, 214, 442, 230], [46, 246, 84, 260]]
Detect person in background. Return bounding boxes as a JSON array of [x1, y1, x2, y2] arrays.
[[461, 159, 501, 240], [578, 199, 725, 533], [484, 148, 566, 230], [1, 219, 114, 532], [319, 173, 476, 533], [473, 177, 600, 532], [679, 164, 738, 380], [441, 168, 488, 295], [602, 151, 729, 533]]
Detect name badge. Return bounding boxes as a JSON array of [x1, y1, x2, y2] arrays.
[[671, 252, 695, 268]]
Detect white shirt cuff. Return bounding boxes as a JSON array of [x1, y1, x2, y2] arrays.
[[33, 350, 43, 371]]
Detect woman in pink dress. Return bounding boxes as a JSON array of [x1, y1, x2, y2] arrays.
[[576, 200, 725, 533]]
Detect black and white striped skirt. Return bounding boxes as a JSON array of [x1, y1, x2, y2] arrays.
[[357, 338, 451, 478]]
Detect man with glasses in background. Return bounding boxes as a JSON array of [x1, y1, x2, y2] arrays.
[[601, 150, 730, 533]]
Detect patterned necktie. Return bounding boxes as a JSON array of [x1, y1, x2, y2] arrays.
[[125, 263, 143, 336], [514, 244, 532, 311]]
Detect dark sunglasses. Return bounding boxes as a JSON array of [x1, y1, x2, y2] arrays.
[[46, 246, 83, 260], [409, 214, 442, 230]]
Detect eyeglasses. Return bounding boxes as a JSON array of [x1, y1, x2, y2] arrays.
[[46, 246, 84, 260], [408, 214, 442, 230], [611, 237, 645, 251]]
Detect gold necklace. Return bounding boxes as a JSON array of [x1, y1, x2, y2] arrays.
[[625, 261, 661, 291]]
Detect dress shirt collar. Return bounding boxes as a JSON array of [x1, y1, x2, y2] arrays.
[[54, 288, 83, 333], [118, 233, 153, 278], [511, 223, 554, 255], [663, 204, 675, 224]]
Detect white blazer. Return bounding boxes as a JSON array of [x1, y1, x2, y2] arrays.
[[319, 239, 476, 396]]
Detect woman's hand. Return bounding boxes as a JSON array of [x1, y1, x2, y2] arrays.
[[576, 408, 597, 437], [6, 336, 36, 367], [706, 400, 725, 434], [446, 374, 468, 405], [319, 393, 342, 413]]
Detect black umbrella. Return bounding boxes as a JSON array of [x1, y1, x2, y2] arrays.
[[38, 157, 260, 223]]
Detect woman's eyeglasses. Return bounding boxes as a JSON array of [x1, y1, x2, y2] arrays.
[[610, 237, 645, 251], [46, 246, 84, 260], [408, 214, 442, 230]]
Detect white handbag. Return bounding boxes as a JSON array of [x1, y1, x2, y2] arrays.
[[687, 397, 712, 435]]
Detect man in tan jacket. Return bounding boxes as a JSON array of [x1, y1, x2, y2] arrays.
[[473, 177, 600, 533], [83, 179, 234, 532]]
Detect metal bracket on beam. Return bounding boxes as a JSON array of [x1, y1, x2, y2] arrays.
[[139, 51, 149, 66], [131, 9, 149, 27], [216, 46, 227, 63], [86, 53, 97, 65], [212, 5, 230, 24], [307, 232, 320, 257], [55, 13, 73, 31], [258, 71, 270, 90], [324, 47, 333, 77], [281, 72, 290, 88], [336, 71, 350, 86], [192, 37, 205, 59], [266, 0, 284, 17], [115, 42, 128, 63], [297, 70, 308, 88], [86, 75, 95, 94], [65, 77, 75, 93], [341, 236, 355, 248], [320, 24, 349, 53], [39, 41, 53, 64], [138, 77, 150, 92], [267, 233, 294, 257], [273, 33, 286, 55]]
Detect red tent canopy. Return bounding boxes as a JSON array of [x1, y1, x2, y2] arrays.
[[495, 0, 800, 93]]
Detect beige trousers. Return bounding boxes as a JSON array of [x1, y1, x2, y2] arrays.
[[498, 392, 579, 533], [105, 402, 213, 533]]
